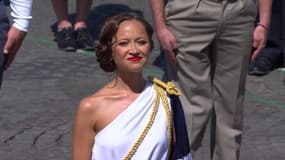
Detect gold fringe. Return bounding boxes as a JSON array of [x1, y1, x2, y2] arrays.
[[123, 77, 174, 159]]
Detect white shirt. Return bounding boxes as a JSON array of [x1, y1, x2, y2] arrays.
[[10, 0, 33, 32]]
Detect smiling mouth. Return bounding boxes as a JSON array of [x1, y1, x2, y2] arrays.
[[127, 57, 142, 62]]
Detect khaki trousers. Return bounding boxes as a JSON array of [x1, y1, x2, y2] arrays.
[[164, 0, 257, 159]]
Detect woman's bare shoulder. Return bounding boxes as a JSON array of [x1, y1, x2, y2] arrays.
[[78, 91, 105, 111], [77, 85, 118, 112]]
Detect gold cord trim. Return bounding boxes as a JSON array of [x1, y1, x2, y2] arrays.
[[149, 76, 181, 96], [157, 84, 172, 159], [122, 81, 172, 160]]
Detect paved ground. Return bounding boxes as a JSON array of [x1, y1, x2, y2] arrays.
[[0, 0, 285, 160]]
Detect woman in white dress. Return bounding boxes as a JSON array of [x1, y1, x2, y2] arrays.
[[72, 13, 191, 160]]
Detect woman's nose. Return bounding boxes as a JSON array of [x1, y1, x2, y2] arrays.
[[129, 43, 138, 53]]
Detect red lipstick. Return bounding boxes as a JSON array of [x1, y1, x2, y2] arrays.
[[127, 56, 142, 62]]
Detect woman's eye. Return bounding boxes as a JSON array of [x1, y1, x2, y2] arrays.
[[137, 40, 148, 46], [117, 41, 129, 46]]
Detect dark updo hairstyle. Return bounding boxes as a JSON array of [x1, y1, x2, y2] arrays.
[[95, 12, 154, 72]]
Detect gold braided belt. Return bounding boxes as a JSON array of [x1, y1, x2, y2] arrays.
[[123, 76, 181, 160]]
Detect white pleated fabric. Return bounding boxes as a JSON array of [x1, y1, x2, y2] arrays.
[[92, 81, 170, 160]]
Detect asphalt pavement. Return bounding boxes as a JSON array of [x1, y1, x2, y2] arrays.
[[0, 0, 285, 160]]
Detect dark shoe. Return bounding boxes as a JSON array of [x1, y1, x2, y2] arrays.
[[75, 27, 94, 51], [55, 27, 76, 51], [248, 57, 274, 76]]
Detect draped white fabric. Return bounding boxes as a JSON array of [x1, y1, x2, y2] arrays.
[[92, 81, 169, 160]]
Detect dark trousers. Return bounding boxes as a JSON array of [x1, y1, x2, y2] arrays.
[[282, 0, 285, 67], [0, 0, 10, 88]]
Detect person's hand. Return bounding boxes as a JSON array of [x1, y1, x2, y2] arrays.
[[156, 28, 178, 65], [251, 25, 267, 62], [3, 26, 27, 70]]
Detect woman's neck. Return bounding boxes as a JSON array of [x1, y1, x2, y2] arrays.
[[112, 72, 145, 94]]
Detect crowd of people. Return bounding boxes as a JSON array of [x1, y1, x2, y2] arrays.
[[1, 0, 283, 160]]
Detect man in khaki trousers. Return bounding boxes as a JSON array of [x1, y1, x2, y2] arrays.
[[149, 0, 272, 160]]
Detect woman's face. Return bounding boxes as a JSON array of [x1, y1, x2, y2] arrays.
[[112, 20, 151, 73]]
